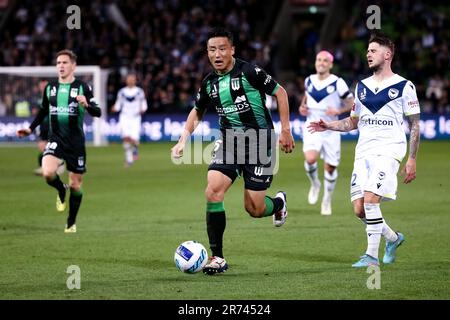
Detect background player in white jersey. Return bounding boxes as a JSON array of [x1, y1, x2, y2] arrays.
[[308, 33, 420, 267], [299, 50, 354, 215], [112, 73, 148, 167]]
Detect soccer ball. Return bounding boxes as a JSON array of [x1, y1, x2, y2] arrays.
[[174, 241, 208, 273]]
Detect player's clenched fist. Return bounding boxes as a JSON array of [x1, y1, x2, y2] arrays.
[[171, 142, 185, 159], [17, 128, 32, 138]]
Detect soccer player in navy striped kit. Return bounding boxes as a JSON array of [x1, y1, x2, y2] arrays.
[[308, 33, 420, 267]]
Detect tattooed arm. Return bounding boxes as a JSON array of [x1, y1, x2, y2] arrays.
[[401, 113, 420, 184], [307, 116, 359, 133]]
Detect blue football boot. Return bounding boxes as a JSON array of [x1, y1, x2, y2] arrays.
[[383, 232, 405, 264]]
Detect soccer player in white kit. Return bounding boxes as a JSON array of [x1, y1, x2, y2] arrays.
[[308, 33, 420, 267], [299, 50, 354, 215], [112, 73, 148, 167]]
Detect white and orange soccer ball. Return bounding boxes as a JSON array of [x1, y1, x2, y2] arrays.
[[174, 241, 208, 273]]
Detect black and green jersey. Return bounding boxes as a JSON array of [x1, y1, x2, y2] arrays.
[[195, 58, 279, 130], [30, 79, 101, 147]]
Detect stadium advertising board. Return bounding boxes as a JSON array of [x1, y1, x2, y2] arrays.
[[2, 114, 450, 143]]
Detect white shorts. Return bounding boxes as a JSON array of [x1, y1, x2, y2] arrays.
[[119, 117, 142, 142], [350, 155, 400, 202], [302, 126, 341, 166]]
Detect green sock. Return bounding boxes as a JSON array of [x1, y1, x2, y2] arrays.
[[263, 196, 284, 217]]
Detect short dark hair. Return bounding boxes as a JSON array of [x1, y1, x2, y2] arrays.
[[56, 49, 77, 63], [369, 32, 395, 58], [207, 27, 233, 45]]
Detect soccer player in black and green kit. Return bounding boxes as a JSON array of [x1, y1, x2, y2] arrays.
[[171, 28, 295, 275], [17, 49, 101, 233]]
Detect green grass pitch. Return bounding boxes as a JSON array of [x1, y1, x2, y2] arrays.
[[0, 141, 449, 299]]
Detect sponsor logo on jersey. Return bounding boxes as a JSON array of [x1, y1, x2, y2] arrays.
[[326, 85, 335, 94], [70, 88, 78, 98], [388, 88, 399, 99], [361, 117, 393, 126], [50, 102, 78, 115], [219, 95, 250, 114], [235, 95, 246, 103], [231, 78, 240, 91]]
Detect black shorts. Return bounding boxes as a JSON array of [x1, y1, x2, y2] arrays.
[[43, 139, 86, 174], [208, 129, 277, 191]]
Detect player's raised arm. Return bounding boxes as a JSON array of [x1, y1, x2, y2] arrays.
[[308, 116, 358, 133]]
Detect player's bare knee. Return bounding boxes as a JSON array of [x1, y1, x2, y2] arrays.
[[42, 170, 56, 181], [324, 164, 336, 175], [353, 206, 365, 218], [353, 200, 365, 218], [355, 210, 365, 219], [305, 157, 316, 165], [69, 176, 83, 191], [69, 181, 81, 191], [205, 186, 224, 202]]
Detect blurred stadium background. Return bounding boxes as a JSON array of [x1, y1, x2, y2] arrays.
[[0, 0, 449, 143], [0, 0, 449, 301]]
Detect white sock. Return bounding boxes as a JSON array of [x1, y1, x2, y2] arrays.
[[358, 213, 397, 243], [382, 221, 398, 243], [304, 161, 319, 186], [123, 142, 133, 163], [364, 203, 383, 259], [323, 169, 338, 201]]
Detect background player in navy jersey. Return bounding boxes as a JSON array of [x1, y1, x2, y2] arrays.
[[17, 49, 101, 233], [308, 33, 420, 267], [171, 27, 295, 275], [299, 50, 354, 215]]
